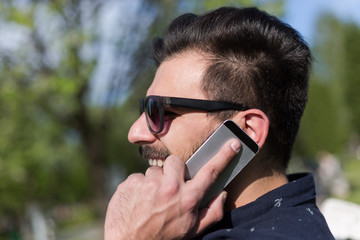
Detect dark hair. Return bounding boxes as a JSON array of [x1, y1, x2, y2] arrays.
[[152, 7, 312, 169]]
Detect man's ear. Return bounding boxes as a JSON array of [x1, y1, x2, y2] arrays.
[[231, 109, 269, 148]]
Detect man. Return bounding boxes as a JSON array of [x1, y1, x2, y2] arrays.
[[105, 7, 334, 239]]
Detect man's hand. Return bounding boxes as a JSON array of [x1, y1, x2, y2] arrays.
[[104, 139, 240, 240]]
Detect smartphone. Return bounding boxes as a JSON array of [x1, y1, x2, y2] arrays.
[[185, 120, 259, 207]]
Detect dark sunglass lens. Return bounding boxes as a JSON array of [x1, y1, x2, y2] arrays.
[[146, 98, 161, 132]]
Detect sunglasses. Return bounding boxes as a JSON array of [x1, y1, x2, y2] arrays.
[[140, 95, 249, 134]]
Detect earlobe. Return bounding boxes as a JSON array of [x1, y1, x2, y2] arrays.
[[231, 109, 269, 148]]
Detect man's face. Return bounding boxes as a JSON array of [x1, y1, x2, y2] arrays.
[[128, 51, 221, 166]]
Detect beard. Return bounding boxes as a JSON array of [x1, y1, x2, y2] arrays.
[[139, 145, 171, 161]]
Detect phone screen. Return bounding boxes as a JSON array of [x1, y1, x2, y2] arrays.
[[185, 120, 259, 207]]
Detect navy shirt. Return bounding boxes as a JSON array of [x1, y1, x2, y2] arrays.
[[195, 173, 334, 239]]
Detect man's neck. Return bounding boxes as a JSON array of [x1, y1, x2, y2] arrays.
[[224, 164, 288, 211]]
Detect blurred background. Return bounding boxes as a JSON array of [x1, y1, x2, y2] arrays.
[[0, 0, 359, 239]]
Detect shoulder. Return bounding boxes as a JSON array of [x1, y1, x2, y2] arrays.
[[200, 210, 334, 240], [197, 173, 335, 240], [198, 202, 334, 240]]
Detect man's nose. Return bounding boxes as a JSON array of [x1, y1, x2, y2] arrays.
[[128, 113, 156, 144]]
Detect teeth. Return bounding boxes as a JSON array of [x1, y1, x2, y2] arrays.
[[148, 159, 164, 168]]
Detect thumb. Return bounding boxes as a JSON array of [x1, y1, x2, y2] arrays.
[[195, 191, 227, 235]]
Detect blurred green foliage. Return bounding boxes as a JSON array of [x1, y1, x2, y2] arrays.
[[294, 14, 360, 203], [0, 0, 283, 231], [295, 14, 360, 156]]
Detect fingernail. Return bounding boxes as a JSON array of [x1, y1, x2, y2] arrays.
[[231, 140, 241, 153], [222, 192, 228, 204]]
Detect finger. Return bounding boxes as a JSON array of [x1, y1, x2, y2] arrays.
[[163, 155, 186, 180], [125, 172, 145, 184], [145, 166, 164, 177], [190, 139, 240, 198], [120, 173, 145, 190], [196, 191, 227, 235]]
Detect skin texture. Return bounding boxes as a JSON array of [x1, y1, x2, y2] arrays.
[[104, 140, 240, 240], [128, 52, 220, 161], [104, 51, 287, 239]]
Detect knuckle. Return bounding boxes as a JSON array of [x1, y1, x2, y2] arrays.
[[162, 178, 180, 197], [207, 166, 220, 182], [126, 173, 141, 182], [125, 173, 143, 185], [144, 177, 160, 190]]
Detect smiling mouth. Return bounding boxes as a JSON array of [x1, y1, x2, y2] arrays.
[[148, 159, 165, 167]]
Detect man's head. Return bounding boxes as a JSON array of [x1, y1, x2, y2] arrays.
[[129, 7, 311, 171]]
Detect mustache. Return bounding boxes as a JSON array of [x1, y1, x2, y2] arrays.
[[139, 145, 171, 160]]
